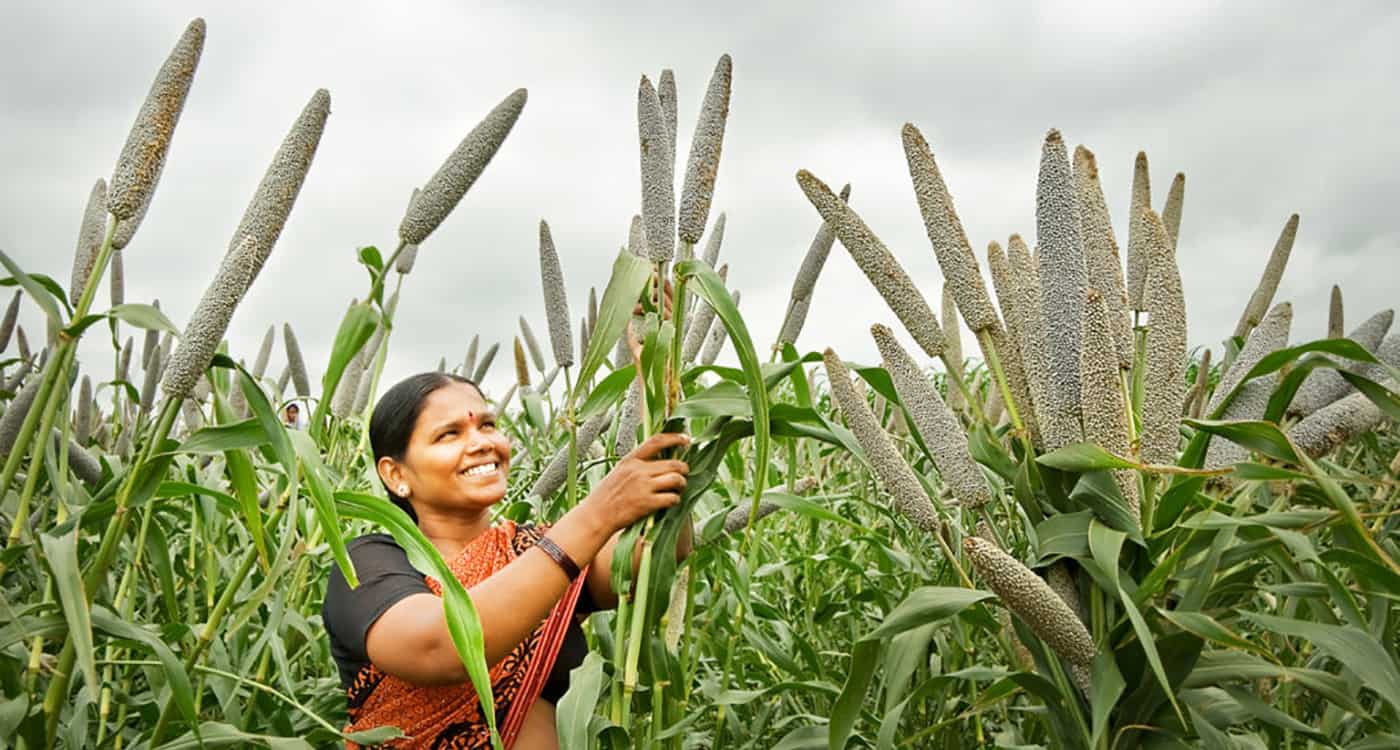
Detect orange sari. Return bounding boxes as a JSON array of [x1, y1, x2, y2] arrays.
[[344, 521, 587, 749]]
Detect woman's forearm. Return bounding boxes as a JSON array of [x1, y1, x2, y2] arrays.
[[468, 504, 612, 666], [367, 504, 612, 685]]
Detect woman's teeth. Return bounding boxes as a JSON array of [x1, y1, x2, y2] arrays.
[[463, 463, 497, 477]]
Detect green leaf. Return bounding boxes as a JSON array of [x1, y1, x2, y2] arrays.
[[774, 725, 828, 750], [1338, 369, 1400, 421], [358, 245, 384, 273], [1087, 520, 1126, 592], [1119, 585, 1185, 725], [674, 380, 751, 419], [109, 303, 180, 335], [311, 301, 378, 439], [1185, 419, 1300, 464], [1216, 337, 1379, 418], [174, 419, 268, 454], [0, 248, 63, 328], [1037, 442, 1139, 472], [571, 250, 652, 402], [288, 431, 355, 589], [1090, 643, 1125, 748], [577, 365, 634, 424], [829, 639, 880, 750], [863, 587, 995, 641], [1240, 611, 1400, 711], [556, 651, 605, 750], [1160, 610, 1272, 660], [91, 607, 197, 730], [40, 530, 97, 702], [1070, 471, 1143, 543], [678, 259, 771, 523], [335, 489, 501, 748]]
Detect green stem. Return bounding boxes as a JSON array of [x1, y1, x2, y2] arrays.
[[148, 540, 263, 743], [622, 519, 657, 708], [0, 217, 115, 504]]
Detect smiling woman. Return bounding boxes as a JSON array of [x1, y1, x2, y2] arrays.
[[321, 372, 692, 749]]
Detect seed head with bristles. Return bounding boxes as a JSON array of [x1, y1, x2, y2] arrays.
[[140, 345, 164, 411], [1072, 145, 1134, 370], [637, 76, 674, 263], [627, 214, 646, 258], [941, 285, 966, 411], [1289, 387, 1391, 459], [615, 378, 642, 455], [472, 342, 499, 383], [0, 377, 42, 456], [902, 123, 1000, 332], [1289, 309, 1393, 417], [107, 19, 206, 229], [70, 178, 108, 307], [700, 290, 739, 366], [513, 336, 531, 387], [399, 88, 527, 245], [963, 536, 1096, 667], [1125, 151, 1152, 311], [657, 69, 678, 174], [1233, 214, 1300, 339], [283, 323, 311, 397], [537, 219, 575, 368], [678, 54, 733, 247], [1006, 235, 1048, 448], [1162, 172, 1185, 248], [140, 301, 162, 369], [1139, 209, 1188, 464], [588, 287, 598, 335], [1036, 130, 1087, 447], [1189, 348, 1212, 419], [1204, 302, 1292, 470], [871, 325, 990, 509], [797, 170, 944, 358], [252, 325, 275, 379], [518, 317, 546, 373], [110, 249, 125, 307], [778, 184, 849, 348], [228, 89, 331, 287], [1328, 285, 1344, 339], [822, 348, 941, 533], [701, 212, 726, 268], [395, 189, 422, 274], [462, 334, 479, 378], [0, 291, 18, 354], [117, 336, 133, 383], [162, 236, 265, 401], [1081, 288, 1139, 521], [75, 375, 93, 444]]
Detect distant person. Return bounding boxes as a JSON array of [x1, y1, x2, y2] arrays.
[[282, 402, 301, 429]]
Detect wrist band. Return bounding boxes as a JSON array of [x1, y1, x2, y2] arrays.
[[535, 536, 582, 581]]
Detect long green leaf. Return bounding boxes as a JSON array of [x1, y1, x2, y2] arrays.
[[335, 490, 501, 749], [571, 249, 651, 404], [40, 531, 97, 701]]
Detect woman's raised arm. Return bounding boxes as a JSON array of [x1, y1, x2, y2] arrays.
[[363, 432, 689, 686]]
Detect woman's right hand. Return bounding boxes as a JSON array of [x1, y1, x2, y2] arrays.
[[581, 432, 690, 534]]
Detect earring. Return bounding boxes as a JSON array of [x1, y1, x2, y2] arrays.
[[397, 484, 409, 496]]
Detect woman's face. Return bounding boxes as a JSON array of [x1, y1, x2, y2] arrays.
[[397, 382, 511, 512]]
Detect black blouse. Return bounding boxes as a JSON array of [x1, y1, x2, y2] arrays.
[[321, 533, 593, 705]]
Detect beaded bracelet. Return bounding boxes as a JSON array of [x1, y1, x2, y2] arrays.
[[535, 536, 582, 581]]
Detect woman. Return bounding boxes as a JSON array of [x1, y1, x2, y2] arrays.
[[322, 371, 691, 748]]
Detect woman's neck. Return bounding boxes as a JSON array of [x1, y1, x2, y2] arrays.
[[416, 506, 493, 560]]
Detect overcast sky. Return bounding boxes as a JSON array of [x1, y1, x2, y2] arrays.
[[3, 1, 1397, 410]]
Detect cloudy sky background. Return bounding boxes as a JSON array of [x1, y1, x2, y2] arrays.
[[3, 1, 1397, 410]]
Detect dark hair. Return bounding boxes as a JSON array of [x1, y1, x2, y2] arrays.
[[369, 372, 482, 523]]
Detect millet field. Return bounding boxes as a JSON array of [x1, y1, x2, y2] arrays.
[[2, 16, 1399, 750]]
